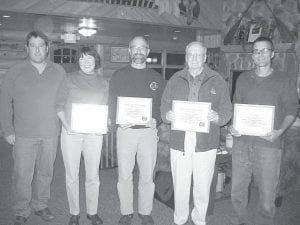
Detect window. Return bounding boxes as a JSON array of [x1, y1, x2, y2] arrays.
[[53, 47, 77, 64]]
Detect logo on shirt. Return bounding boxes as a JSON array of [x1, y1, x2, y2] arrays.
[[210, 88, 216, 95], [150, 82, 159, 90]]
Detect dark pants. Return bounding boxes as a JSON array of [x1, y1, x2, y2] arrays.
[[231, 140, 282, 225], [12, 137, 58, 218]]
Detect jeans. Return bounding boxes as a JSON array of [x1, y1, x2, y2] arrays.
[[60, 128, 103, 215], [231, 140, 282, 225], [116, 127, 158, 215], [12, 136, 58, 218]]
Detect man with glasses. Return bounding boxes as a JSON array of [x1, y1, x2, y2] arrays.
[[0, 31, 67, 225], [108, 36, 164, 225], [160, 41, 232, 225], [229, 37, 298, 225]]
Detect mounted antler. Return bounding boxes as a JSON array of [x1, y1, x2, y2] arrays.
[[179, 0, 200, 25]]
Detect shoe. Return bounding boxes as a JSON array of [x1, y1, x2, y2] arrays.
[[138, 214, 154, 225], [118, 214, 134, 225], [34, 208, 55, 221], [68, 215, 80, 225], [14, 216, 27, 225], [87, 214, 103, 225]]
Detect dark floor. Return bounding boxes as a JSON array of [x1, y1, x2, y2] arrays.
[[0, 137, 299, 225]]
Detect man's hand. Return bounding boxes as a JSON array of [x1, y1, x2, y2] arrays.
[[228, 125, 241, 137], [146, 118, 157, 129], [5, 134, 15, 145], [207, 110, 219, 124], [261, 129, 283, 142], [166, 110, 175, 122], [119, 123, 134, 129]]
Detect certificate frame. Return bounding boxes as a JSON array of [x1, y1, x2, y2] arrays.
[[233, 104, 275, 136], [71, 103, 108, 134], [171, 100, 211, 133], [116, 97, 152, 125]]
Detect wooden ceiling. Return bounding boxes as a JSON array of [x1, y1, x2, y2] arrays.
[[0, 0, 222, 43]]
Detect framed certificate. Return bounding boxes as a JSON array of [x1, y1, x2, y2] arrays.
[[116, 97, 152, 125], [71, 103, 108, 134], [233, 104, 275, 136], [171, 100, 211, 133]]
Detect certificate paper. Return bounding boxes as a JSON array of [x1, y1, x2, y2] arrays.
[[233, 104, 275, 136], [116, 97, 152, 125], [71, 103, 108, 134], [171, 100, 211, 133]]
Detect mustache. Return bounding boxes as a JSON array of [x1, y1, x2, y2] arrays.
[[133, 53, 146, 58]]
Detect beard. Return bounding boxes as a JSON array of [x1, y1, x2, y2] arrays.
[[131, 53, 147, 64]]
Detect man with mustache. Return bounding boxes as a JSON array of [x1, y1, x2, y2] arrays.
[[108, 36, 164, 225]]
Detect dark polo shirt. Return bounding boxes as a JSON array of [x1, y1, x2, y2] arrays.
[[108, 65, 164, 127], [233, 69, 299, 149], [0, 60, 66, 138]]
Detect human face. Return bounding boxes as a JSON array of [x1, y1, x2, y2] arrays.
[[129, 37, 150, 65], [186, 44, 206, 71], [27, 36, 48, 64], [252, 41, 274, 68], [79, 54, 96, 74]]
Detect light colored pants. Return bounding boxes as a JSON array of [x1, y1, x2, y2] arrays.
[[171, 132, 216, 225], [61, 128, 103, 215], [117, 127, 158, 215], [12, 136, 58, 218]]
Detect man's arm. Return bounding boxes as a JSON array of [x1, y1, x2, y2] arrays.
[[262, 78, 298, 142], [152, 74, 166, 127], [160, 79, 173, 124], [108, 73, 118, 128], [215, 78, 233, 126], [0, 68, 16, 140]]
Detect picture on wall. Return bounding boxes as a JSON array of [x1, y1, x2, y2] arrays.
[[111, 46, 129, 62], [248, 23, 262, 42]]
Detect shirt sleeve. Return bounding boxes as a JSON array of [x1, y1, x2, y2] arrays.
[[160, 79, 173, 124], [281, 77, 299, 118], [108, 72, 118, 127], [0, 68, 16, 136], [216, 77, 233, 126], [152, 74, 165, 126], [55, 70, 69, 113]]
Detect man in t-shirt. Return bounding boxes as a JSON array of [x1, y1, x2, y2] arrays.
[[229, 37, 299, 225], [108, 36, 164, 225]]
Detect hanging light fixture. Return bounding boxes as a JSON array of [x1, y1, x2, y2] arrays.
[[78, 18, 97, 37]]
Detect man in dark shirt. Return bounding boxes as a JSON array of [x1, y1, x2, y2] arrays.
[[108, 36, 164, 225], [229, 37, 298, 225], [0, 31, 67, 225]]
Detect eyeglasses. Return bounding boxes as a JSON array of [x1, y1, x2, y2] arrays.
[[252, 48, 273, 55], [130, 46, 148, 52]]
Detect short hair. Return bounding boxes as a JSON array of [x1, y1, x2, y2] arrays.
[[26, 31, 49, 47], [129, 36, 149, 49], [253, 36, 274, 50], [185, 41, 206, 54], [79, 46, 101, 69]]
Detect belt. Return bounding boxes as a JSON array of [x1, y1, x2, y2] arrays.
[[130, 125, 147, 129]]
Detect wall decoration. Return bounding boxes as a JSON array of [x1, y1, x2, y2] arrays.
[[247, 23, 262, 42], [111, 47, 129, 63]]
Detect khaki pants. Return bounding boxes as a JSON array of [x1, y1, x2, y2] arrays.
[[61, 128, 103, 215], [171, 132, 216, 225], [116, 127, 158, 215]]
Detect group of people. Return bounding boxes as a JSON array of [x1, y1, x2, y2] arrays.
[[0, 30, 298, 225]]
